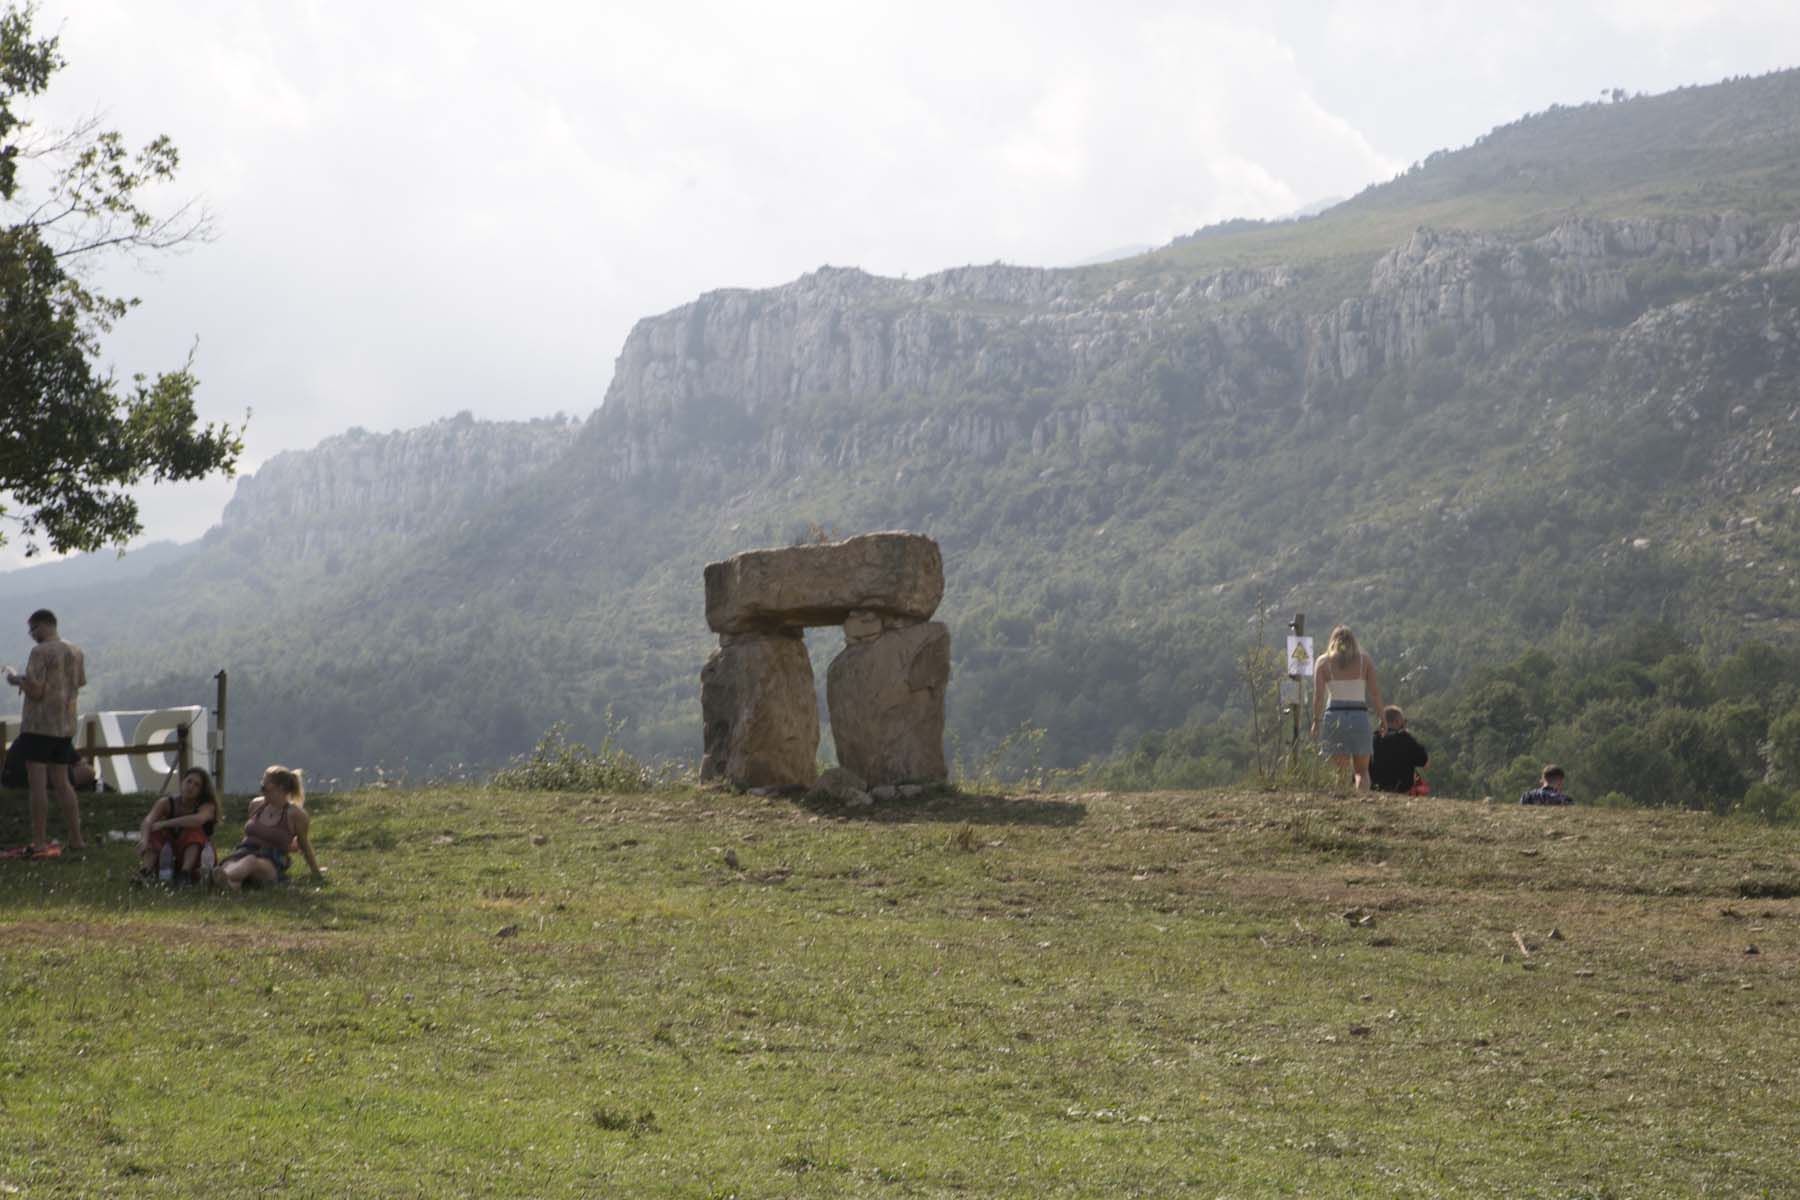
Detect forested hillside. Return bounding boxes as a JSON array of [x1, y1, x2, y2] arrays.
[[12, 69, 1800, 813]]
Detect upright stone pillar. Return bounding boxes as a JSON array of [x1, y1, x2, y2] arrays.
[[827, 619, 950, 786], [699, 631, 818, 789]]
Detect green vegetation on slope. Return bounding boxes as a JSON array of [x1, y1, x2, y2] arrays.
[[1129, 67, 1800, 281]]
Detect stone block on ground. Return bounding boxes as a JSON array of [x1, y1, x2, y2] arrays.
[[826, 621, 950, 786], [705, 532, 943, 634], [807, 766, 871, 807], [700, 632, 819, 789]]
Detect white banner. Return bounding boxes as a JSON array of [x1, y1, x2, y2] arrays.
[[4, 707, 211, 793]]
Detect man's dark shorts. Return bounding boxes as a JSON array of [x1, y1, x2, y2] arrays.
[[11, 733, 79, 766]]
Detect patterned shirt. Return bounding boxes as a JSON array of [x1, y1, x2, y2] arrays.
[[1519, 784, 1571, 806], [22, 635, 86, 738]]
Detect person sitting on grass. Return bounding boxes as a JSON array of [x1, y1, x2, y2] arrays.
[[137, 766, 220, 885], [1520, 764, 1573, 806], [211, 765, 323, 890], [1370, 706, 1430, 794]]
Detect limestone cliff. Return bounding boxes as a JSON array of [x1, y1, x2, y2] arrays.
[[585, 213, 1799, 486], [219, 411, 581, 559]]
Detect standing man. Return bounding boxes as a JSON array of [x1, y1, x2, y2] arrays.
[[4, 609, 88, 855]]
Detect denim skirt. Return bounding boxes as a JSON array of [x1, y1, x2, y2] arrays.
[[1319, 704, 1373, 756]]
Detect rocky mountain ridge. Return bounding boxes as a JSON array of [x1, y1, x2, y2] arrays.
[[583, 212, 1800, 488], [218, 411, 581, 560]]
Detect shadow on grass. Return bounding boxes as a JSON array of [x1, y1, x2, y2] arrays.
[[0, 790, 381, 924], [797, 788, 1087, 828], [0, 863, 383, 927]]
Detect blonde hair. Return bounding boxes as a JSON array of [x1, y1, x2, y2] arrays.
[[262, 764, 306, 808], [1324, 625, 1360, 669]]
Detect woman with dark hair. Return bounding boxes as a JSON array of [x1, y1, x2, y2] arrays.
[[211, 765, 323, 890], [1310, 625, 1386, 792], [137, 766, 221, 884]]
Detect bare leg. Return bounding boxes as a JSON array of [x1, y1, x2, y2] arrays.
[[179, 843, 202, 882], [214, 854, 278, 891], [53, 766, 83, 849], [1351, 754, 1372, 792], [139, 842, 160, 875], [24, 761, 49, 848], [1328, 753, 1352, 792]]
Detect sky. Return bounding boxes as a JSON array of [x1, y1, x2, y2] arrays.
[[4, 0, 1799, 567]]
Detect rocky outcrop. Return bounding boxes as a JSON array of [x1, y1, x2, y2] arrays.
[[221, 412, 579, 559], [586, 213, 1791, 487], [1766, 222, 1800, 272], [1600, 275, 1800, 432]]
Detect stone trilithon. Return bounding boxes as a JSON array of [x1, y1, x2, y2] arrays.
[[699, 532, 950, 790]]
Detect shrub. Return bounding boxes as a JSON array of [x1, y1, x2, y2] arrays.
[[489, 720, 659, 793], [954, 721, 1049, 793], [1739, 782, 1800, 824]]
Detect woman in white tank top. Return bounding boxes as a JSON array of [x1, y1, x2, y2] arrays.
[[1310, 625, 1385, 791]]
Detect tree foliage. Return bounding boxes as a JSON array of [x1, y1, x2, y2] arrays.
[[0, 3, 240, 555]]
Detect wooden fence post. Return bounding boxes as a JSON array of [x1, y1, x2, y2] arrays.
[[1287, 613, 1306, 767], [213, 670, 228, 791]]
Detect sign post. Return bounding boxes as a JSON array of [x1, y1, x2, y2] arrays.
[[1285, 615, 1311, 767]]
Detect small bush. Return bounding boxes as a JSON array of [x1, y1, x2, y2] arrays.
[[1739, 782, 1800, 824], [953, 721, 1048, 793], [1271, 749, 1338, 794], [489, 720, 659, 793]]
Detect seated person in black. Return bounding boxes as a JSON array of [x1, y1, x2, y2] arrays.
[[3, 741, 98, 791], [1520, 764, 1573, 805], [1369, 706, 1429, 794]]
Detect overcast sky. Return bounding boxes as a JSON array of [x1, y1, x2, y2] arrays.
[[5, 0, 1799, 567]]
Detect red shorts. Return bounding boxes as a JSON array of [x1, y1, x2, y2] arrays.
[[147, 827, 211, 855]]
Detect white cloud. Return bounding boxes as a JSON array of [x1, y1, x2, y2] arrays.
[[1001, 77, 1096, 183]]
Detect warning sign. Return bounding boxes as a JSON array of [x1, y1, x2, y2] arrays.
[[1286, 636, 1315, 677]]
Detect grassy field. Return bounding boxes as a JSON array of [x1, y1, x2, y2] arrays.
[[1, 782, 1796, 1198]]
